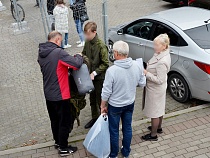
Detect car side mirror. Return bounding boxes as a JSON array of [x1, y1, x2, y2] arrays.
[[117, 29, 123, 35]]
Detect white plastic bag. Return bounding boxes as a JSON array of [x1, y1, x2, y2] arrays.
[[83, 114, 110, 158]]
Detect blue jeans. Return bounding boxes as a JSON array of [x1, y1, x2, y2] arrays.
[[61, 33, 68, 48], [69, 0, 75, 5], [74, 19, 84, 42], [108, 102, 134, 157]]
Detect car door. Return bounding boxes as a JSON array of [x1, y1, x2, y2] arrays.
[[119, 20, 154, 60], [144, 22, 180, 66]]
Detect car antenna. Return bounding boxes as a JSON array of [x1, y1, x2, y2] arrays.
[[204, 19, 210, 32]]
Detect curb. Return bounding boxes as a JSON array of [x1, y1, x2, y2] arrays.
[[0, 104, 209, 156]]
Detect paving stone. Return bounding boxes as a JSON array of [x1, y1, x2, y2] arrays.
[[183, 151, 198, 158], [193, 154, 209, 158], [160, 153, 175, 158], [8, 152, 22, 158], [153, 150, 166, 157], [196, 148, 210, 155]]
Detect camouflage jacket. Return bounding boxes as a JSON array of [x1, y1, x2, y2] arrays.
[[82, 34, 109, 80]]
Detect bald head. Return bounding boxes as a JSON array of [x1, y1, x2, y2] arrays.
[[48, 31, 62, 46], [48, 31, 62, 41]]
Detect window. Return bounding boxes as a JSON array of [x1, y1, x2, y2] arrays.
[[185, 24, 210, 49], [152, 24, 179, 46], [125, 20, 153, 39]]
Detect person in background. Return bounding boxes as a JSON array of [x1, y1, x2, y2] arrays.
[[70, 0, 87, 47], [101, 41, 146, 158], [38, 31, 83, 157], [142, 34, 171, 141], [82, 22, 109, 129], [47, 0, 56, 30], [34, 0, 39, 7], [53, 0, 71, 49], [47, 0, 55, 15]]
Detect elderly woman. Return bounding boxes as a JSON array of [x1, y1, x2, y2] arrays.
[[142, 34, 171, 141]]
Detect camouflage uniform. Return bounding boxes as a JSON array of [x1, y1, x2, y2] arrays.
[[82, 34, 109, 119]]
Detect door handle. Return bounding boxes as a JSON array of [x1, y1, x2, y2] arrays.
[[170, 50, 175, 54], [138, 42, 144, 46]]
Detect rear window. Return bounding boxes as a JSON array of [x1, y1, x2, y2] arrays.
[[184, 24, 210, 49]]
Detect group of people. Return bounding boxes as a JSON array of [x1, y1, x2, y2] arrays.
[[38, 4, 171, 157], [35, 0, 87, 48]]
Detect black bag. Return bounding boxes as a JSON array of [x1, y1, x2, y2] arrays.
[[80, 13, 89, 22]]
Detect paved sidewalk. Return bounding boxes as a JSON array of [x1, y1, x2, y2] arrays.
[[0, 105, 209, 158]]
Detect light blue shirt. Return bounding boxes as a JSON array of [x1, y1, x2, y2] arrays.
[[101, 58, 146, 107]]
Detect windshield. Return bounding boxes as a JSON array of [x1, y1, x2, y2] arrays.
[[184, 24, 210, 49]]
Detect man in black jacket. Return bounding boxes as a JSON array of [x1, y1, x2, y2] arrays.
[[38, 31, 83, 157]]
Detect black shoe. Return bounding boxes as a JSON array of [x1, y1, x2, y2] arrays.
[[84, 119, 97, 129], [58, 145, 78, 157], [147, 126, 163, 134], [68, 145, 78, 153], [142, 133, 158, 141], [59, 148, 70, 157], [34, 4, 39, 7]]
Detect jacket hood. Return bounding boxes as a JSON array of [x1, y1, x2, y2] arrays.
[[39, 42, 59, 58], [54, 4, 67, 13], [114, 57, 133, 69]]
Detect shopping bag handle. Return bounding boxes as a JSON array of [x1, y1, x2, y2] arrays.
[[101, 113, 108, 121]]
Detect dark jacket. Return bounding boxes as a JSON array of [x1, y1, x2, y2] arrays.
[[70, 0, 87, 20], [47, 0, 55, 15], [82, 34, 109, 80], [38, 42, 83, 101]]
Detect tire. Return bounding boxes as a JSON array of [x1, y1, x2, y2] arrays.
[[168, 73, 190, 103], [108, 40, 115, 62], [11, 4, 25, 22]]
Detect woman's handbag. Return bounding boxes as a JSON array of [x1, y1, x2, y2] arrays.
[[80, 13, 89, 22]]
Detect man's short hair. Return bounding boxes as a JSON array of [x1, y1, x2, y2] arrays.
[[48, 31, 62, 41], [84, 22, 97, 33], [113, 40, 129, 56]]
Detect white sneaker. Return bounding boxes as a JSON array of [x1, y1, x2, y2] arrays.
[[77, 41, 85, 47], [76, 40, 81, 44], [64, 44, 72, 49], [66, 44, 72, 48]]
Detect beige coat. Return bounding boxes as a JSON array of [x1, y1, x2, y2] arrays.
[[143, 49, 171, 118]]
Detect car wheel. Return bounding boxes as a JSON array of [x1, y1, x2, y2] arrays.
[[108, 40, 115, 62], [168, 73, 190, 103]]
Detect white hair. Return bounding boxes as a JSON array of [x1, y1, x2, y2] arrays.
[[154, 33, 170, 49], [113, 40, 129, 56]]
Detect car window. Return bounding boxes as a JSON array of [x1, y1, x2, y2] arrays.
[[152, 24, 179, 46], [125, 21, 153, 39], [184, 24, 210, 49]]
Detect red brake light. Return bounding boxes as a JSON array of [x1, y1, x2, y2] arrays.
[[194, 61, 210, 75], [188, 0, 195, 5]]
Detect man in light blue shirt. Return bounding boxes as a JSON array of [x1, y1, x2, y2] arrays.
[[101, 41, 146, 158]]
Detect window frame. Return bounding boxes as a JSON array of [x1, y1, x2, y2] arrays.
[[150, 20, 188, 47], [123, 19, 156, 40]]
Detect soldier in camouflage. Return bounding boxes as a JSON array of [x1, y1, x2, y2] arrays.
[[82, 21, 109, 129]]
